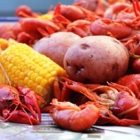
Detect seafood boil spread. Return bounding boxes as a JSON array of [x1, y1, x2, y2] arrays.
[[1, 0, 140, 133]]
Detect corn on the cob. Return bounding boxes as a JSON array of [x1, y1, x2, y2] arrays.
[[0, 43, 68, 107]]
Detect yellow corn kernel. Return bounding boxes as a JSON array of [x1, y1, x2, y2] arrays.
[[0, 43, 68, 107]]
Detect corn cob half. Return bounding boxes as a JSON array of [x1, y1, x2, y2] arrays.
[[0, 43, 68, 107]]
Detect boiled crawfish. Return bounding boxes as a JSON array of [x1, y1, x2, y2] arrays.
[[49, 77, 140, 131], [50, 98, 100, 132], [53, 2, 97, 22], [116, 74, 140, 99], [103, 1, 132, 20], [90, 18, 133, 39], [0, 84, 45, 125], [0, 16, 61, 45], [15, 5, 40, 18]]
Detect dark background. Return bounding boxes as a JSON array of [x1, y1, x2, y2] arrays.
[[0, 0, 74, 16]]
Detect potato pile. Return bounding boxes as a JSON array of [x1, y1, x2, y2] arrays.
[[34, 33, 129, 84]]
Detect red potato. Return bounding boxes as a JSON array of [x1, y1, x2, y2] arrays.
[[63, 35, 130, 84], [33, 32, 81, 67]]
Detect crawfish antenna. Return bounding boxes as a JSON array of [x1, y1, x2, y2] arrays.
[[0, 46, 11, 85]]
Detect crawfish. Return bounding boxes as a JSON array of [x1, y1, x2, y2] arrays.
[[103, 2, 132, 19], [53, 3, 97, 22], [8, 17, 61, 45], [74, 0, 109, 16], [66, 19, 92, 37], [54, 77, 140, 126], [0, 84, 45, 125], [0, 25, 16, 40], [73, 0, 99, 12], [19, 17, 60, 39], [116, 74, 140, 99], [90, 18, 133, 39], [50, 98, 100, 132], [15, 5, 40, 18]]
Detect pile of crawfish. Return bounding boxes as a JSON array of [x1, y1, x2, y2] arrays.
[[1, 0, 140, 50], [0, 84, 46, 125], [2, 0, 140, 132]]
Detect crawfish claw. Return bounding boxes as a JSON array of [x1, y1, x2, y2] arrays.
[[17, 86, 45, 122]]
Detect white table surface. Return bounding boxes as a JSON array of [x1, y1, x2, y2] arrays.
[[0, 114, 139, 140]]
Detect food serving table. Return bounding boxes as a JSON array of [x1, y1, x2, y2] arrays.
[[0, 114, 140, 140]]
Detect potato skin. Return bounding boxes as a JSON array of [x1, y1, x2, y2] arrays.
[[33, 32, 81, 67], [63, 36, 129, 84]]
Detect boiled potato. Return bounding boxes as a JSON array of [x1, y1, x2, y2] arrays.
[[33, 32, 81, 67], [63, 35, 129, 84]]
